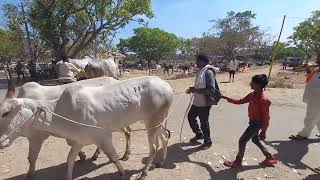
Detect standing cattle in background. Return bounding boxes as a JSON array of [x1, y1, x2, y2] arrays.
[[177, 64, 191, 74], [85, 58, 119, 79], [163, 63, 174, 74]]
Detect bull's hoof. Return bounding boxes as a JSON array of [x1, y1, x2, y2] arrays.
[[91, 154, 98, 161], [119, 170, 126, 177], [26, 172, 35, 180], [154, 162, 165, 168], [79, 154, 86, 162], [120, 155, 129, 161]]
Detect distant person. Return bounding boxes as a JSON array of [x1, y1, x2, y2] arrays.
[[57, 56, 80, 81], [228, 58, 239, 82], [282, 58, 287, 70], [289, 59, 320, 140], [222, 74, 277, 168], [16, 61, 25, 81], [28, 61, 37, 82], [186, 53, 221, 149]]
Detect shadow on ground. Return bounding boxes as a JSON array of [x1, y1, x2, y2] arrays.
[[264, 138, 320, 173], [4, 142, 269, 180]]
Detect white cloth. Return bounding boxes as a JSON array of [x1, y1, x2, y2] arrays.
[[303, 71, 320, 103], [58, 62, 80, 79], [299, 71, 320, 137], [193, 65, 212, 107], [228, 60, 239, 71]]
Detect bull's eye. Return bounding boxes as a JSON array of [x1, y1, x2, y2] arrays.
[[2, 111, 10, 118]]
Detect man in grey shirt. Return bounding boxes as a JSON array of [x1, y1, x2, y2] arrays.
[[186, 53, 220, 149]]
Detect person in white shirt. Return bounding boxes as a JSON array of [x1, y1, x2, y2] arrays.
[[57, 56, 80, 81], [289, 59, 320, 141], [228, 59, 239, 82]]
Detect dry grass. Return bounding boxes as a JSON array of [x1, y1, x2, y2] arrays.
[[166, 73, 196, 80], [268, 71, 306, 89]]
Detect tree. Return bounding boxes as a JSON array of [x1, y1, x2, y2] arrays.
[[0, 29, 26, 79], [209, 11, 265, 60], [178, 38, 197, 60], [118, 27, 180, 64], [291, 10, 320, 61], [273, 42, 305, 59], [26, 0, 153, 61]]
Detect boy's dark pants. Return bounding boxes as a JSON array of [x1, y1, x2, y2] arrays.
[[188, 105, 212, 143], [235, 121, 272, 163]]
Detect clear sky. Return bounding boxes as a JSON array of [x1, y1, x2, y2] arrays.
[[1, 0, 320, 44]]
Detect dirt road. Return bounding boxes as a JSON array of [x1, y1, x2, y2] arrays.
[[0, 67, 319, 180]]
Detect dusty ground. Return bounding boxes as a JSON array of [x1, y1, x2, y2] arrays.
[[0, 65, 319, 180]]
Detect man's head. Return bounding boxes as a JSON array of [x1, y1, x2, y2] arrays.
[[196, 53, 209, 69], [62, 56, 69, 62], [250, 74, 269, 91]]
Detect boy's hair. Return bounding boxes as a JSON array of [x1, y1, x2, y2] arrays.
[[196, 53, 209, 64], [252, 74, 269, 88]]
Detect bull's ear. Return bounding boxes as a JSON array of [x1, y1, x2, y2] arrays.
[[6, 80, 16, 98]]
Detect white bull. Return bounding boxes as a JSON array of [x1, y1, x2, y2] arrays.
[[18, 77, 132, 162], [60, 56, 119, 79], [0, 76, 173, 180], [85, 58, 119, 79], [69, 56, 93, 69]]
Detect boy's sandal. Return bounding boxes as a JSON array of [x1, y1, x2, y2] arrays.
[[259, 159, 278, 167], [223, 160, 243, 168], [289, 135, 308, 140]]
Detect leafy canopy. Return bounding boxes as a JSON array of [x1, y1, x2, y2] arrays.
[[118, 27, 180, 63]]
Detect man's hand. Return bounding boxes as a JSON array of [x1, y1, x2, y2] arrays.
[[259, 131, 266, 140], [186, 87, 195, 94]]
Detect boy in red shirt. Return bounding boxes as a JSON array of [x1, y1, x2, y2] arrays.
[[222, 74, 277, 168]]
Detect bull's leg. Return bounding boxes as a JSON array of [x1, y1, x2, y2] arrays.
[[67, 139, 86, 161], [138, 127, 160, 180], [66, 143, 83, 180], [157, 126, 170, 167], [120, 126, 132, 161], [98, 135, 125, 177], [27, 133, 49, 178]]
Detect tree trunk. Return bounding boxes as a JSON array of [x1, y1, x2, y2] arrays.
[[317, 51, 320, 62], [5, 61, 13, 81], [53, 45, 67, 63]]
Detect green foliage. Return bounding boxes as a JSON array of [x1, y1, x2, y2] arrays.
[[118, 27, 180, 63], [178, 38, 197, 59], [273, 42, 305, 59], [0, 29, 26, 62], [291, 10, 320, 60], [27, 0, 153, 60]]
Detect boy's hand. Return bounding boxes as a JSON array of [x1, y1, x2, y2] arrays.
[[259, 131, 266, 140], [221, 95, 229, 100]]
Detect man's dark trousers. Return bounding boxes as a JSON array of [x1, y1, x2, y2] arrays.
[[188, 105, 212, 143]]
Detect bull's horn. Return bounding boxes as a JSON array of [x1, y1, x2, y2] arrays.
[[6, 79, 16, 98]]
